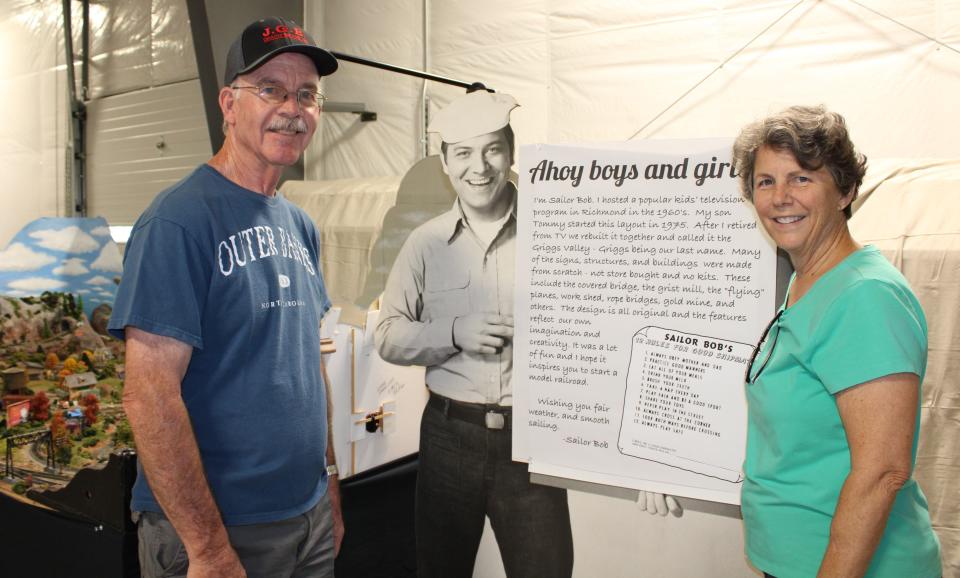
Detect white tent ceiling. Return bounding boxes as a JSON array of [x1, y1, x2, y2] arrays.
[[310, 0, 960, 181]]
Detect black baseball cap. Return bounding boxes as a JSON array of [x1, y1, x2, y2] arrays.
[[223, 17, 338, 85]]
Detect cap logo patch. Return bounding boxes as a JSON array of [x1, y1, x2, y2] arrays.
[[261, 25, 306, 44]]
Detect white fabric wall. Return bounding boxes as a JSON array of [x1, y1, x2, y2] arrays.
[[307, 0, 427, 180], [82, 0, 197, 100], [0, 0, 67, 248], [0, 0, 197, 247], [313, 0, 960, 181], [309, 2, 960, 576]]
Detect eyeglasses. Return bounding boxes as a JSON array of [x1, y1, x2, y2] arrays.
[[231, 83, 326, 109], [745, 309, 783, 384]]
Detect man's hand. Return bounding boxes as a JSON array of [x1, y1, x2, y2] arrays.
[[453, 314, 514, 354], [637, 491, 683, 517], [185, 545, 247, 578], [329, 475, 345, 556]]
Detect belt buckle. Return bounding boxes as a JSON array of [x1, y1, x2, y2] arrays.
[[485, 411, 505, 430]]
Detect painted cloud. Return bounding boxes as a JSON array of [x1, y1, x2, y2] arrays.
[[29, 225, 100, 253], [0, 217, 122, 317], [90, 244, 122, 272], [9, 277, 68, 291], [87, 275, 114, 286], [0, 242, 57, 271], [53, 257, 90, 276]]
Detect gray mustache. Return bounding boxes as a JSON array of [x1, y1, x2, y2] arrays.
[[267, 117, 308, 133]]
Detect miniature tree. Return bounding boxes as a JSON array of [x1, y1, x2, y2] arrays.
[[63, 357, 88, 375], [66, 293, 78, 319], [57, 368, 72, 390], [81, 393, 100, 427], [63, 357, 79, 373], [40, 291, 57, 309], [29, 391, 51, 422], [113, 420, 135, 449], [45, 351, 60, 369], [50, 411, 71, 463], [81, 350, 96, 371]]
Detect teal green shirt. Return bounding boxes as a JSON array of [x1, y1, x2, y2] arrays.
[[742, 246, 941, 578]]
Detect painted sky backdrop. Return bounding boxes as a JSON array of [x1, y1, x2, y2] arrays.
[[0, 217, 122, 316]]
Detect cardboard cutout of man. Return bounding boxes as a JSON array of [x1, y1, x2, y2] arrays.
[[109, 17, 342, 578], [375, 91, 574, 577]]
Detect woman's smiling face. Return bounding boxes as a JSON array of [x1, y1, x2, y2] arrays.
[[751, 145, 854, 261]]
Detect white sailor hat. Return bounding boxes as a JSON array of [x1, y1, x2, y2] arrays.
[[429, 91, 519, 144]]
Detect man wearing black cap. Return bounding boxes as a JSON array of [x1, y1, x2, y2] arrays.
[[376, 91, 574, 577], [109, 18, 342, 578]]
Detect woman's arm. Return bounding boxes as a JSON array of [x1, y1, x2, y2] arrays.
[[817, 372, 919, 578]]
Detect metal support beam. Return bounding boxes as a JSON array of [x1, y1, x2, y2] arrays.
[[62, 0, 87, 216], [81, 0, 89, 101], [324, 101, 377, 122], [185, 0, 225, 154], [330, 50, 492, 93]]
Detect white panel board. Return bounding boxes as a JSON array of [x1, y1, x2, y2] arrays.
[[513, 139, 776, 504], [351, 309, 428, 474], [86, 79, 212, 226]]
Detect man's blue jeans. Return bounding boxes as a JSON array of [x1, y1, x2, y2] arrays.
[[416, 395, 574, 578]]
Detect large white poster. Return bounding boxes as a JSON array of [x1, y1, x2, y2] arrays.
[[513, 139, 776, 504]]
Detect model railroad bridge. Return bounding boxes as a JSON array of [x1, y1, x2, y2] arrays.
[[3, 427, 54, 479]]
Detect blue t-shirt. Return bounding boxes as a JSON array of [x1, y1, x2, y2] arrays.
[[108, 164, 332, 525], [742, 246, 941, 577]]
